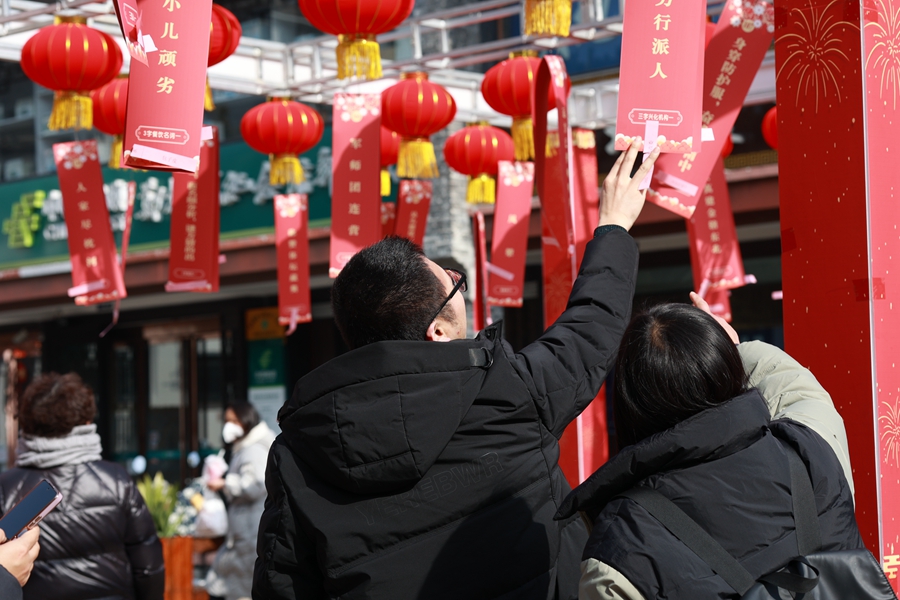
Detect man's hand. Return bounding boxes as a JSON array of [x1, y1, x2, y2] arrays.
[[691, 291, 740, 344], [0, 527, 40, 587], [599, 137, 661, 231]]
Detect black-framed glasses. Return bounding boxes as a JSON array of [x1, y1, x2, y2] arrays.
[[426, 268, 467, 333]]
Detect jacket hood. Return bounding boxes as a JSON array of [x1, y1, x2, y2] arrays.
[[556, 389, 770, 520], [278, 337, 494, 495]]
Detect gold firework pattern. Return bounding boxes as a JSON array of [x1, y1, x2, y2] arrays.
[[866, 0, 900, 110], [776, 0, 857, 113], [880, 400, 900, 467]]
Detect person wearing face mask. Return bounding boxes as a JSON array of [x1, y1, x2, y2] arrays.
[[205, 402, 275, 600]]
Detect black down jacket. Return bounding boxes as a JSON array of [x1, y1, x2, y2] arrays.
[[0, 461, 165, 600], [252, 227, 639, 600]]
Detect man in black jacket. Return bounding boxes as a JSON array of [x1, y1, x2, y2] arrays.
[[253, 140, 659, 600]]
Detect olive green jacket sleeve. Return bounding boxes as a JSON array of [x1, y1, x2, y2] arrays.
[[738, 340, 854, 499]]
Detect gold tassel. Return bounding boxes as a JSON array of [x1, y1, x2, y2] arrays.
[[269, 154, 304, 186], [398, 139, 439, 179], [205, 79, 216, 111], [545, 131, 560, 157], [109, 135, 123, 169], [381, 169, 391, 197], [467, 174, 496, 204], [48, 91, 93, 131], [512, 116, 535, 161], [525, 0, 572, 37], [573, 129, 596, 150], [336, 34, 382, 80]]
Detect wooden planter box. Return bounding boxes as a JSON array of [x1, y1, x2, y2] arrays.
[[162, 536, 194, 600]]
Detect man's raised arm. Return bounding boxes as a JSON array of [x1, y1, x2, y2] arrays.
[[512, 140, 660, 437]]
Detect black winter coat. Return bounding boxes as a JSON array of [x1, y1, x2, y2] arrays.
[[253, 227, 639, 600], [0, 461, 165, 600], [0, 566, 21, 600], [557, 390, 864, 599]]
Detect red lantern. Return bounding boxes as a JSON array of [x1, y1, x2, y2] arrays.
[[380, 126, 400, 197], [381, 72, 457, 179], [21, 16, 123, 131], [92, 76, 129, 168], [481, 51, 570, 161], [762, 106, 778, 150], [721, 134, 734, 159], [240, 97, 325, 186], [298, 0, 414, 80], [443, 123, 515, 204], [206, 4, 242, 111], [525, 0, 571, 37]]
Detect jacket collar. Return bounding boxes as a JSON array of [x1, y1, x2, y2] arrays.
[[556, 389, 771, 519]]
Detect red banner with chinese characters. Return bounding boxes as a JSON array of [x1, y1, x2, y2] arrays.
[[330, 94, 383, 277], [394, 180, 432, 247], [471, 211, 490, 333], [54, 141, 127, 306], [166, 127, 220, 293], [274, 194, 311, 334], [381, 201, 396, 238], [614, 0, 705, 154], [573, 129, 599, 262], [488, 161, 533, 307], [687, 157, 746, 297], [120, 0, 213, 172], [648, 0, 774, 218]]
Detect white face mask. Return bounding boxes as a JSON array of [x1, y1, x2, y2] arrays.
[[222, 422, 245, 444]]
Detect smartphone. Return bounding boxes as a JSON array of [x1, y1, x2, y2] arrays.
[[0, 480, 62, 541]]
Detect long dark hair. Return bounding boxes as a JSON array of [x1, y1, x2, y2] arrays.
[[614, 303, 749, 448], [226, 401, 260, 435]]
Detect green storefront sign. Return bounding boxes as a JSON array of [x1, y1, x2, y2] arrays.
[[0, 127, 334, 271]]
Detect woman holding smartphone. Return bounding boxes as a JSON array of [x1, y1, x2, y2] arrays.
[[0, 372, 165, 600]]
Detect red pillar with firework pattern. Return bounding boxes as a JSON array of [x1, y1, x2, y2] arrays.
[[775, 0, 900, 585]]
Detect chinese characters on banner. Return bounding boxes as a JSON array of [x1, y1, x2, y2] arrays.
[[330, 94, 382, 277], [648, 0, 774, 218], [614, 0, 705, 154], [394, 180, 432, 247], [274, 194, 311, 334], [471, 211, 490, 333], [487, 161, 533, 307], [686, 158, 746, 301], [166, 127, 220, 293], [120, 0, 213, 172], [54, 141, 127, 306]]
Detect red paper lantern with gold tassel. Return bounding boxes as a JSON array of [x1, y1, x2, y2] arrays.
[[240, 96, 324, 186], [298, 0, 414, 80], [21, 16, 123, 131], [481, 51, 570, 161], [381, 72, 456, 179], [525, 0, 571, 37], [92, 76, 128, 169], [206, 4, 242, 111], [443, 123, 515, 204], [380, 126, 400, 197]]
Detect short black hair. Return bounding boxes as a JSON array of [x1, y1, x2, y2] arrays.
[[226, 401, 260, 433], [332, 236, 449, 350], [19, 372, 97, 438], [614, 303, 748, 447]]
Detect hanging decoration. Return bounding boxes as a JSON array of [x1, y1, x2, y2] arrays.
[[721, 134, 734, 159], [206, 4, 242, 111], [92, 76, 129, 169], [21, 16, 123, 131], [762, 106, 778, 149], [443, 123, 515, 204], [380, 126, 400, 197], [297, 0, 415, 80], [241, 96, 325, 186], [381, 72, 456, 179], [525, 0, 571, 37]]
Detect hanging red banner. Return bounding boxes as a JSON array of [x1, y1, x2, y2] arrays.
[[54, 140, 127, 306], [648, 0, 774, 218], [381, 201, 396, 238], [330, 93, 382, 277], [614, 0, 705, 154], [573, 129, 599, 263], [488, 161, 533, 307], [687, 157, 747, 297], [166, 127, 220, 293], [120, 0, 213, 172], [394, 180, 432, 247], [274, 194, 311, 334], [471, 211, 490, 333], [705, 288, 733, 322]]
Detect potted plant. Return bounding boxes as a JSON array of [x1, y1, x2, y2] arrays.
[[137, 473, 194, 600]]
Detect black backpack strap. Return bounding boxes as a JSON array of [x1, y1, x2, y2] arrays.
[[780, 440, 823, 555], [619, 487, 757, 595]]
